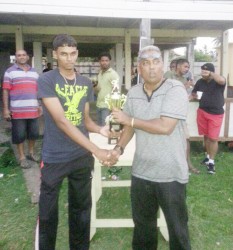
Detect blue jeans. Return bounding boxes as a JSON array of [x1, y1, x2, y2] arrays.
[[96, 107, 110, 126], [131, 176, 191, 250]]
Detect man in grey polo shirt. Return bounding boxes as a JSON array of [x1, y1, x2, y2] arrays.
[[111, 45, 191, 250]]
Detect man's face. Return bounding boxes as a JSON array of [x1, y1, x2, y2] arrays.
[[15, 50, 29, 65], [137, 54, 164, 85], [177, 62, 190, 75], [201, 70, 211, 80], [53, 46, 78, 70], [170, 62, 176, 71], [99, 56, 111, 70]]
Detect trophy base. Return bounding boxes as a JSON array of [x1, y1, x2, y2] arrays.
[[108, 137, 118, 145], [110, 122, 122, 132], [108, 122, 122, 144]]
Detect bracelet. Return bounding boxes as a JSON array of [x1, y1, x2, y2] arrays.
[[131, 117, 135, 127], [114, 145, 124, 155]]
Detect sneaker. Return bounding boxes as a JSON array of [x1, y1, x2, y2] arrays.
[[19, 159, 31, 169], [27, 154, 40, 163], [207, 163, 216, 174], [201, 157, 209, 166]]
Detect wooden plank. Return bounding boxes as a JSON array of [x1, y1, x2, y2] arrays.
[[91, 219, 134, 228], [102, 180, 131, 187]]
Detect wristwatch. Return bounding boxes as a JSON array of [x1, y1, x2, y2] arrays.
[[114, 145, 124, 155]]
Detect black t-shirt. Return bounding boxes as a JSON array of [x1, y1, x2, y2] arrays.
[[38, 69, 94, 163], [192, 78, 226, 114]]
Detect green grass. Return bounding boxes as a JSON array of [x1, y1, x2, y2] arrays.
[[0, 142, 233, 250]]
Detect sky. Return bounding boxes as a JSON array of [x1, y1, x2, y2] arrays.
[[174, 28, 233, 55]]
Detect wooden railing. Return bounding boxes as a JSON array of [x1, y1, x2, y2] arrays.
[[188, 98, 233, 141]]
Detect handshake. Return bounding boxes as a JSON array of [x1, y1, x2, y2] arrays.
[[94, 145, 123, 167]]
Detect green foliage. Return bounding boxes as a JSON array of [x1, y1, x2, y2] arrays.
[[0, 142, 233, 249], [0, 143, 18, 168], [194, 49, 213, 62]]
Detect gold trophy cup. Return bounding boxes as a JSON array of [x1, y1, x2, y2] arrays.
[[105, 80, 127, 144]]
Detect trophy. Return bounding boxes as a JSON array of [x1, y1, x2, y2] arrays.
[[105, 79, 127, 144]]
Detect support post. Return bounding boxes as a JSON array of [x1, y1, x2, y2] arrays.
[[15, 25, 24, 50], [124, 29, 132, 90], [116, 43, 124, 89], [221, 30, 229, 98], [186, 38, 195, 77], [33, 42, 43, 74]]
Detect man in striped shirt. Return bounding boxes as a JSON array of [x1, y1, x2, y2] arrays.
[[2, 49, 41, 169]]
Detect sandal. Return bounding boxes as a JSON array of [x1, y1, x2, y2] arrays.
[[27, 154, 40, 163], [19, 159, 31, 169]]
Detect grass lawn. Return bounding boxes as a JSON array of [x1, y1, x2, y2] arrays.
[[0, 142, 232, 250]]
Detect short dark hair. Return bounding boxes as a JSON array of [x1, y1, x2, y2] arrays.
[[170, 59, 177, 67], [176, 58, 189, 66], [98, 52, 111, 61], [53, 34, 77, 50]]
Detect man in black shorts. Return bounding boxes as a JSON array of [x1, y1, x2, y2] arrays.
[[2, 49, 41, 169]]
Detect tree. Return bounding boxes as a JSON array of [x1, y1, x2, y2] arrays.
[[194, 49, 213, 62]]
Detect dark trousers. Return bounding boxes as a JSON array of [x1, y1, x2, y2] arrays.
[[39, 154, 94, 250], [131, 176, 191, 250]]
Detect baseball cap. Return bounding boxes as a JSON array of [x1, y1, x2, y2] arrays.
[[201, 63, 215, 73]]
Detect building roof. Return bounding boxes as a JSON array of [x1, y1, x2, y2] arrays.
[[0, 0, 233, 54]]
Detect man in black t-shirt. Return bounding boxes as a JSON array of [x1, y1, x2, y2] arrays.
[[191, 63, 226, 174], [36, 34, 114, 250]]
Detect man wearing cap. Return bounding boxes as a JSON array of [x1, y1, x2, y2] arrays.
[[191, 63, 226, 174], [110, 45, 191, 250]]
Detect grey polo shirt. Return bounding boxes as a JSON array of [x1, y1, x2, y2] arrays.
[[124, 79, 189, 184]]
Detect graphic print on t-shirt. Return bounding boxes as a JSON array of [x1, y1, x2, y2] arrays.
[[55, 83, 88, 125]]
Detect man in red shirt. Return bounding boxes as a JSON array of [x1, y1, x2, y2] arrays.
[[2, 50, 42, 169]]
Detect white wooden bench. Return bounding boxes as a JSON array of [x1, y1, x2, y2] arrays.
[[89, 133, 169, 241]]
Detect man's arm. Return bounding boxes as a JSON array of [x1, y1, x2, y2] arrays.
[[109, 124, 135, 164], [109, 113, 177, 165], [117, 125, 134, 149], [112, 108, 178, 136], [2, 89, 11, 120], [210, 72, 225, 85], [131, 116, 178, 135], [84, 102, 111, 137], [42, 97, 110, 163]]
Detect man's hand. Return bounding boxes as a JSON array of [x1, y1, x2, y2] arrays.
[[185, 80, 194, 89], [99, 125, 110, 137], [94, 148, 121, 167], [99, 124, 121, 138], [111, 108, 131, 126], [38, 106, 43, 117], [104, 149, 120, 167], [94, 148, 117, 166], [3, 108, 11, 121], [190, 92, 198, 100]]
